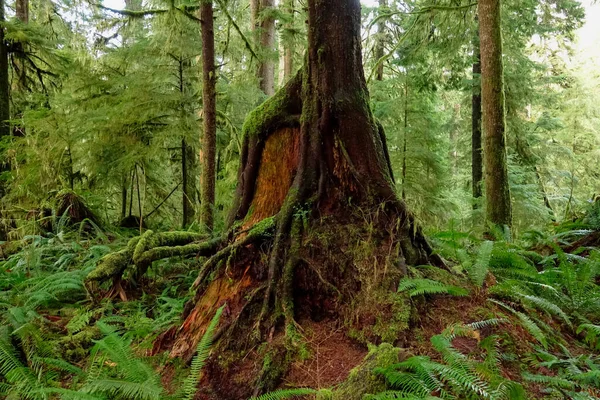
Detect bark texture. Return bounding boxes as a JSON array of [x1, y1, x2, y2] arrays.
[[146, 0, 442, 396], [375, 0, 387, 81], [472, 27, 483, 204], [257, 0, 275, 95], [479, 0, 512, 227], [15, 0, 28, 93], [200, 0, 217, 230], [281, 0, 295, 82], [0, 0, 9, 141]]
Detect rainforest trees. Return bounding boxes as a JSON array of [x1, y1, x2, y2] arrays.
[[90, 0, 441, 395], [162, 0, 440, 393]]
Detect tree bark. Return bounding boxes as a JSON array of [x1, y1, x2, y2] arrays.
[[479, 0, 512, 228], [200, 0, 217, 230], [281, 0, 294, 82], [15, 0, 28, 93], [158, 0, 442, 394], [375, 0, 387, 81], [0, 0, 9, 142], [472, 26, 483, 206], [257, 0, 276, 96]]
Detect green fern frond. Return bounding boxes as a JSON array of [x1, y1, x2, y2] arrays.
[[181, 305, 225, 400], [251, 388, 318, 400], [488, 299, 547, 348], [467, 241, 494, 287], [397, 278, 469, 298]]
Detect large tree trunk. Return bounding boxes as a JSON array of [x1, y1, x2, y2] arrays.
[[0, 0, 9, 143], [200, 0, 217, 230], [479, 0, 512, 227], [472, 26, 483, 206], [151, 0, 442, 396]]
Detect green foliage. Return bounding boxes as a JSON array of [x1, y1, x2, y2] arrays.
[[181, 306, 224, 400], [397, 278, 469, 298], [371, 320, 525, 399]]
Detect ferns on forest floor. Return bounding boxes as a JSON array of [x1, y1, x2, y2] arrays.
[[369, 319, 525, 400]]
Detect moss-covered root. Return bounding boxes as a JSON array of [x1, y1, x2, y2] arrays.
[[333, 344, 407, 400], [86, 231, 217, 285], [85, 236, 141, 283], [192, 217, 276, 289]]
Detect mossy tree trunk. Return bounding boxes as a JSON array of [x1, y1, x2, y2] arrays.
[[200, 0, 217, 231], [0, 0, 9, 144], [15, 0, 28, 94], [160, 1, 442, 386], [256, 0, 275, 95], [479, 0, 512, 228], [472, 22, 483, 207]]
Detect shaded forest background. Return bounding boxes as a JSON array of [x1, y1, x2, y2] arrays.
[[1, 0, 600, 399], [1, 0, 598, 236]]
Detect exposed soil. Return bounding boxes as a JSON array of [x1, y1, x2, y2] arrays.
[[284, 319, 368, 389]]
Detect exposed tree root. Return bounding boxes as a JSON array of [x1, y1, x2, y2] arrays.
[[85, 231, 219, 288]]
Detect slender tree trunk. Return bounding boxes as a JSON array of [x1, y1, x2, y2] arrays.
[[121, 176, 128, 221], [375, 0, 387, 81], [401, 80, 408, 200], [0, 0, 9, 143], [479, 0, 512, 228], [472, 27, 483, 206], [256, 0, 275, 95], [178, 58, 196, 227], [15, 0, 28, 93], [200, 0, 217, 230], [281, 0, 294, 82]]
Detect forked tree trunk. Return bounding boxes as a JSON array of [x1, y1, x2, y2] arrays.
[[479, 0, 512, 227], [158, 0, 441, 396], [200, 0, 217, 230]]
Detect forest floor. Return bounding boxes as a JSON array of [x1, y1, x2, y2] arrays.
[[1, 215, 600, 399]]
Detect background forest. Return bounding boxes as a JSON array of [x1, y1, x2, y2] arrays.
[[1, 0, 600, 399], [2, 0, 597, 234]]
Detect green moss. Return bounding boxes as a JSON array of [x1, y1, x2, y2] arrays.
[[248, 216, 276, 239], [56, 326, 101, 362], [242, 87, 293, 140], [332, 344, 403, 400], [85, 249, 131, 282]]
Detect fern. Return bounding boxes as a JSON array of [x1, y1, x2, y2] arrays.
[[181, 305, 225, 400], [467, 240, 494, 287], [488, 299, 547, 348], [397, 278, 469, 298], [251, 388, 319, 400]]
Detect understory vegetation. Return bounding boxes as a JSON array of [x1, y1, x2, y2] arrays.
[[1, 0, 600, 398], [2, 208, 600, 399]]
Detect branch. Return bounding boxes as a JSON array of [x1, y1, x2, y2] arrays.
[[96, 4, 168, 17], [214, 0, 259, 60], [369, 2, 477, 29], [144, 182, 182, 219]]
